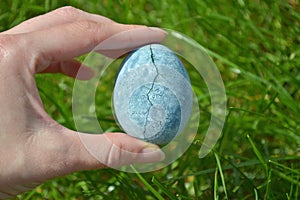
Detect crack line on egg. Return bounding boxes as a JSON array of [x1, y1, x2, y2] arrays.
[[143, 44, 159, 138]]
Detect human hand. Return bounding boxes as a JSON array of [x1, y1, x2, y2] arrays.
[[0, 6, 165, 199]]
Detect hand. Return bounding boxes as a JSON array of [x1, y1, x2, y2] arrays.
[[0, 6, 165, 199]]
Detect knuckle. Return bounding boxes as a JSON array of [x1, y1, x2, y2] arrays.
[[103, 133, 141, 167], [17, 19, 34, 29], [53, 6, 82, 18], [71, 20, 105, 43], [0, 34, 38, 73], [72, 20, 100, 30], [103, 133, 123, 166], [0, 35, 18, 60]]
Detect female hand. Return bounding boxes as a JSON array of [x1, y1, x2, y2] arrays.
[[0, 6, 165, 199]]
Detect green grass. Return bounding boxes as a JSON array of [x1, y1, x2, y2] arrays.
[[1, 0, 300, 199]]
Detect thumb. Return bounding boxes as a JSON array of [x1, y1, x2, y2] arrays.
[[76, 132, 165, 168], [52, 126, 165, 174]]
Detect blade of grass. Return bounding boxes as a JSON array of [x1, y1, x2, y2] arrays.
[[214, 153, 228, 200], [228, 107, 265, 117], [261, 92, 279, 113], [44, 0, 50, 11], [204, 48, 299, 114], [193, 178, 200, 200], [38, 86, 74, 129], [272, 169, 300, 186], [131, 166, 164, 200], [151, 176, 177, 200], [246, 134, 268, 174], [295, 176, 299, 200], [254, 188, 258, 200], [22, 189, 36, 200], [164, 156, 300, 182], [269, 160, 300, 176], [287, 178, 294, 200], [214, 167, 219, 200], [264, 168, 272, 200], [0, 13, 9, 21]]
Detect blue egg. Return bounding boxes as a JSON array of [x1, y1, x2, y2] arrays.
[[113, 44, 193, 145]]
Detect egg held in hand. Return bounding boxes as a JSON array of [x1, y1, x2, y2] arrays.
[[113, 44, 193, 145]]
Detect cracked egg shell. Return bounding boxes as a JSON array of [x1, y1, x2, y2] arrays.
[[113, 44, 193, 145]]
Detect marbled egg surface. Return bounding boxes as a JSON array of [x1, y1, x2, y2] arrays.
[[113, 44, 193, 145]]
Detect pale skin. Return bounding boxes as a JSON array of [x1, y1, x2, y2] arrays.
[[0, 6, 165, 199]]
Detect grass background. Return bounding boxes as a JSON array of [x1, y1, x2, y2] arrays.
[[1, 0, 300, 199]]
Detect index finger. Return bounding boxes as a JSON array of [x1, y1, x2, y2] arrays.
[[2, 6, 114, 35], [21, 20, 166, 73]]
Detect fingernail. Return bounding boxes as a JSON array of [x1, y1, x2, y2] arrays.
[[148, 27, 167, 35], [142, 146, 165, 161], [142, 146, 159, 153]]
